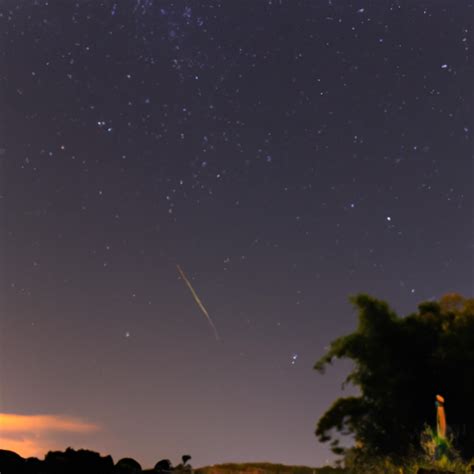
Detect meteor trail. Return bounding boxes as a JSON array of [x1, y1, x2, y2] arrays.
[[176, 265, 220, 341]]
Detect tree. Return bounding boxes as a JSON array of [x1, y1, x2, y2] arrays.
[[155, 459, 173, 473], [313, 293, 474, 463], [115, 457, 142, 473]]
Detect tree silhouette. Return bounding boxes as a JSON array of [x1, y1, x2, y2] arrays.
[[115, 457, 142, 473], [314, 293, 474, 463], [155, 459, 173, 473]]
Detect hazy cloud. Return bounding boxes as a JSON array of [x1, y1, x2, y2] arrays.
[[0, 413, 100, 458]]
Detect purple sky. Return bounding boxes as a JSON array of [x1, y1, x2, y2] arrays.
[[2, 0, 472, 469]]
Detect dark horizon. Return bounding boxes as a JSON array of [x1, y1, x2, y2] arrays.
[[1, 446, 327, 470], [2, 0, 472, 469]]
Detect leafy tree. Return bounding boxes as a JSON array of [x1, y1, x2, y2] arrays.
[[314, 293, 474, 463]]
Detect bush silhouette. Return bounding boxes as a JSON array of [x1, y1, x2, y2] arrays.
[[155, 459, 173, 472], [25, 457, 43, 474], [0, 450, 26, 474], [115, 457, 142, 473], [0, 448, 197, 473], [43, 447, 114, 474]]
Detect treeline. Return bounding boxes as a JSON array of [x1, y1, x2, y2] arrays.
[[0, 448, 192, 474], [0, 451, 346, 474]]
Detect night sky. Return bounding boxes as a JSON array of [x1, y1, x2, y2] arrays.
[[1, 0, 472, 469]]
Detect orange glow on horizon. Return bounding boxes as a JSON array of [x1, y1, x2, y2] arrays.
[[0, 413, 100, 459], [0, 436, 49, 458], [0, 413, 99, 433]]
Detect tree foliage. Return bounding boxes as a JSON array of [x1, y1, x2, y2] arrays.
[[314, 293, 474, 463]]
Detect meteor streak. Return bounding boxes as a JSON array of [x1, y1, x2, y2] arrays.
[[176, 265, 220, 341]]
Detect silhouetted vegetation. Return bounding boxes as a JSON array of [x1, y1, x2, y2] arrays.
[[314, 293, 474, 470], [115, 456, 142, 473], [155, 459, 174, 473], [0, 448, 192, 474], [194, 462, 339, 474], [3, 447, 474, 474], [0, 451, 346, 474]]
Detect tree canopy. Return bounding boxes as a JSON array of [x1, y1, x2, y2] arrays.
[[314, 293, 474, 463]]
